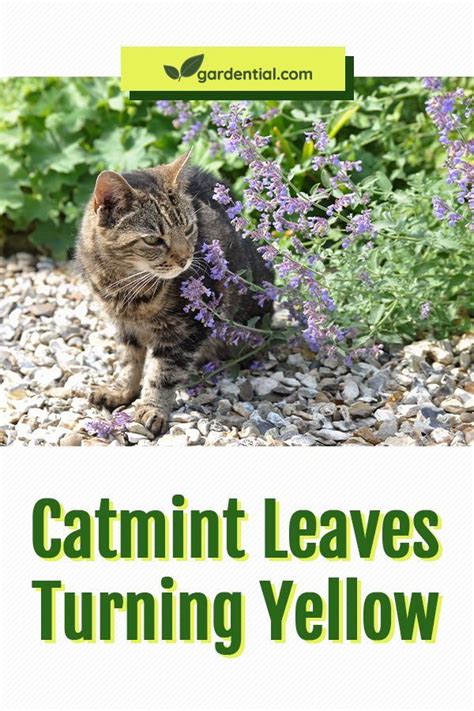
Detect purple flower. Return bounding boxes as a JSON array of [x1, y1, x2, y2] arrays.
[[307, 217, 329, 236], [345, 210, 377, 244], [447, 212, 462, 226], [201, 240, 229, 281], [84, 410, 133, 438], [312, 156, 329, 170], [181, 276, 216, 329], [182, 121, 203, 143], [425, 81, 472, 228], [420, 301, 432, 320], [230, 216, 248, 232], [258, 244, 278, 263], [172, 101, 194, 128], [112, 411, 133, 428], [422, 77, 442, 91], [210, 103, 259, 161], [155, 100, 176, 116], [327, 193, 357, 216], [441, 97, 455, 114], [187, 384, 204, 397], [213, 183, 232, 205], [84, 419, 114, 438], [226, 201, 243, 220], [432, 197, 449, 218], [202, 361, 217, 374], [261, 107, 280, 121], [305, 120, 330, 151]]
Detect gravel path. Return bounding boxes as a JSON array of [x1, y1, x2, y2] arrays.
[[0, 253, 473, 447]]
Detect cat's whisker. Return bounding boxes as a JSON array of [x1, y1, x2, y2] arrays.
[[187, 263, 203, 274], [189, 263, 206, 273], [106, 270, 150, 290], [190, 258, 208, 272], [191, 255, 207, 266], [151, 277, 162, 298], [124, 274, 156, 306], [120, 272, 156, 308], [107, 274, 153, 296], [142, 275, 161, 299]]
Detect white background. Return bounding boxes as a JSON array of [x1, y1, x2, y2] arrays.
[[1, 449, 473, 710], [0, 0, 473, 77], [1, 1, 473, 708]]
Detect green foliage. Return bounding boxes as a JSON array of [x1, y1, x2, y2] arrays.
[[0, 77, 181, 259], [0, 76, 472, 344]]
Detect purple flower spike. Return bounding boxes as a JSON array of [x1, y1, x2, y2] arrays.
[[84, 419, 114, 438], [213, 183, 232, 205], [112, 411, 133, 428]]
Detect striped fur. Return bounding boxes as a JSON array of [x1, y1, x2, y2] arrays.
[[76, 156, 273, 435]]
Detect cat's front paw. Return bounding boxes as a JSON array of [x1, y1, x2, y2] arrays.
[[90, 385, 136, 410], [134, 403, 169, 435]]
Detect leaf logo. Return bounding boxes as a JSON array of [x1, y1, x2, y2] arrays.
[[163, 54, 204, 81]]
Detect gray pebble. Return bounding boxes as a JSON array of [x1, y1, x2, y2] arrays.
[[1, 257, 470, 448], [59, 432, 82, 446]]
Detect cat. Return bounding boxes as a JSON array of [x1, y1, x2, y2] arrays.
[[76, 150, 273, 435]]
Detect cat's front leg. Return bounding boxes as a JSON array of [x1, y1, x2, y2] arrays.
[[90, 331, 146, 410], [134, 342, 197, 435]]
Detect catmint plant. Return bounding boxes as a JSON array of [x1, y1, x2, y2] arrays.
[[84, 410, 133, 438], [179, 101, 378, 359], [154, 81, 472, 366], [423, 79, 473, 229]]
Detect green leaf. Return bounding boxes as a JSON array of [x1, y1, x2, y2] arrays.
[[163, 65, 180, 80], [271, 331, 290, 342], [93, 127, 156, 171], [49, 142, 87, 173], [328, 105, 360, 138], [108, 95, 125, 111], [376, 171, 392, 192], [29, 220, 74, 260], [290, 109, 307, 120], [0, 162, 24, 213], [14, 194, 56, 225], [180, 54, 204, 78], [301, 140, 314, 162], [320, 168, 331, 188], [0, 125, 23, 150], [368, 303, 386, 325], [378, 333, 404, 344]]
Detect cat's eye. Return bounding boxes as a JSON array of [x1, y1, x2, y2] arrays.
[[184, 223, 195, 237], [143, 235, 166, 247]]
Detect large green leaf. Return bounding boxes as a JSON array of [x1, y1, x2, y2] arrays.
[[49, 142, 87, 173], [93, 127, 156, 171]]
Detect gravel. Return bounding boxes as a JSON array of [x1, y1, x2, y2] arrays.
[[0, 255, 473, 447]]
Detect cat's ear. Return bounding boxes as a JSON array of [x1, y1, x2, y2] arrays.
[[161, 148, 193, 189], [93, 171, 135, 213]]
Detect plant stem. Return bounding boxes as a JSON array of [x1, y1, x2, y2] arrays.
[[366, 299, 398, 341], [193, 339, 271, 384]]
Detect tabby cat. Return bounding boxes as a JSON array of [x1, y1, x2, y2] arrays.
[[76, 151, 273, 434]]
